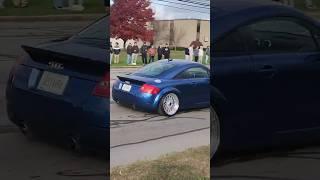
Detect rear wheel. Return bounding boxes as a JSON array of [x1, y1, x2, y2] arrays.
[[211, 106, 220, 160], [158, 93, 180, 116]]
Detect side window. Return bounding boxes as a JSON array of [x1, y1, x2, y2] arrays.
[[214, 30, 246, 56], [245, 18, 318, 53], [176, 67, 209, 79]]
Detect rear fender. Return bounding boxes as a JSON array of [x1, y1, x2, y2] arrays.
[[153, 87, 182, 109]]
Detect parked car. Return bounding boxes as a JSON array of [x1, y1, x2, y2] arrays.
[[212, 0, 320, 159], [112, 60, 210, 116], [6, 16, 109, 153]]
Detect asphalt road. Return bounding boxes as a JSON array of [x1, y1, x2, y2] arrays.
[[0, 21, 107, 180], [110, 67, 210, 168]]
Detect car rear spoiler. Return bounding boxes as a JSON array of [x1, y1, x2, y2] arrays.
[[117, 75, 147, 85], [21, 45, 108, 75]]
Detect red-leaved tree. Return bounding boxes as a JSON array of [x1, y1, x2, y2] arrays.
[[110, 0, 155, 44]]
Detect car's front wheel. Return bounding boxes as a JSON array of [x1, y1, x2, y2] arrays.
[[158, 93, 180, 116], [211, 106, 220, 160]]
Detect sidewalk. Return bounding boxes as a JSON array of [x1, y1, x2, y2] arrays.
[[0, 14, 105, 22]]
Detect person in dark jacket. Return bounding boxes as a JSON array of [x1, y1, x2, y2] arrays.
[[140, 42, 148, 65], [194, 46, 199, 62], [157, 44, 163, 60], [184, 46, 190, 60], [110, 42, 113, 64], [162, 43, 170, 59], [132, 42, 139, 65], [126, 43, 133, 65]]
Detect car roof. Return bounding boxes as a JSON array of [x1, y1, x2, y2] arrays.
[[153, 59, 208, 79], [213, 0, 315, 40], [214, 0, 276, 18], [157, 59, 199, 66]]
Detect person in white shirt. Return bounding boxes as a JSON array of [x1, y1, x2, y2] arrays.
[[188, 44, 194, 61], [199, 46, 204, 64], [205, 46, 210, 64]]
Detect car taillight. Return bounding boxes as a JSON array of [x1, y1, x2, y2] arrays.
[[93, 73, 110, 97], [140, 84, 160, 95]]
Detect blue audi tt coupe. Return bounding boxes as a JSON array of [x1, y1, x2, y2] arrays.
[[112, 60, 210, 116], [6, 16, 109, 153], [212, 0, 320, 159]]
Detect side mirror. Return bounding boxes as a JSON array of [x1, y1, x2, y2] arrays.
[[50, 36, 71, 42]]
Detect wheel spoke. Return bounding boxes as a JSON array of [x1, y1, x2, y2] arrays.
[[162, 93, 179, 115]]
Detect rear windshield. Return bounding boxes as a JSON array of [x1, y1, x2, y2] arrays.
[[133, 62, 176, 77], [77, 17, 107, 40], [72, 16, 108, 49]]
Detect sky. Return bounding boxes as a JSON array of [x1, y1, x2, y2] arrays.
[[150, 0, 210, 20], [110, 0, 210, 20]]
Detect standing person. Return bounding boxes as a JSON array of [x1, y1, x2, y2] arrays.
[[140, 42, 148, 65], [194, 46, 199, 62], [12, 0, 29, 7], [126, 43, 133, 65], [205, 46, 210, 64], [113, 42, 121, 64], [0, 0, 5, 8], [188, 44, 194, 61], [199, 46, 204, 64], [157, 44, 163, 60], [162, 43, 170, 59], [53, 0, 64, 9], [184, 46, 190, 60], [132, 42, 139, 65], [148, 45, 156, 64], [110, 42, 113, 65], [68, 0, 84, 11]]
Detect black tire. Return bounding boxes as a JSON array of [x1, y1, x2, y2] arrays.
[[158, 93, 180, 116], [211, 106, 221, 161]]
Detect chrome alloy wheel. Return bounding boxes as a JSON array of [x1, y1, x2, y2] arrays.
[[211, 106, 220, 159], [162, 93, 180, 116]]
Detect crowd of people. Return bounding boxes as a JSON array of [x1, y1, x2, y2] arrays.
[[110, 41, 210, 66], [0, 0, 85, 10], [185, 44, 210, 64]]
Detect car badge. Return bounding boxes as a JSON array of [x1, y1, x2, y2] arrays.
[[154, 79, 162, 83], [48, 61, 64, 70]]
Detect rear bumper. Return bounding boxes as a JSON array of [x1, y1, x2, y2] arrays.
[[112, 86, 160, 112], [6, 85, 109, 150]]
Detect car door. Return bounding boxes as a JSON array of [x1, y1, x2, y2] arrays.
[[174, 67, 205, 108], [213, 29, 271, 140], [188, 67, 210, 106], [243, 17, 320, 132]]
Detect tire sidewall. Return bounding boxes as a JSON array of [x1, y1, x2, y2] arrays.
[[211, 106, 221, 160]]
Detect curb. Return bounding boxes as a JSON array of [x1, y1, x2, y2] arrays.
[[0, 14, 105, 22]]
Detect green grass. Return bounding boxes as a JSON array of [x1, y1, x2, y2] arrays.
[[0, 0, 104, 16], [294, 0, 320, 10], [111, 50, 210, 67], [111, 146, 210, 180]]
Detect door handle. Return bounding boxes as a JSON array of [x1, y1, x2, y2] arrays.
[[257, 65, 276, 79], [190, 82, 197, 86]]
